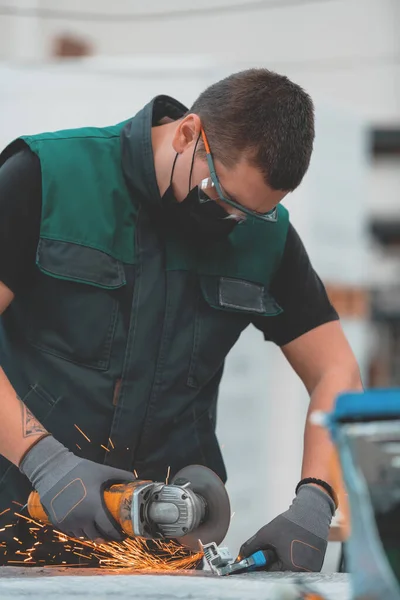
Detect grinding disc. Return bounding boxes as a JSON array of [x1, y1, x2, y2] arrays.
[[172, 464, 231, 552]]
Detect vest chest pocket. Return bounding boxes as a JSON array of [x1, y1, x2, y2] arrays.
[[187, 275, 282, 389], [22, 240, 126, 371]]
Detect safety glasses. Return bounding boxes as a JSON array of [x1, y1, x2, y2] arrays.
[[200, 128, 278, 223]]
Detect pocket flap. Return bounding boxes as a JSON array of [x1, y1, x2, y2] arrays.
[[200, 275, 282, 316], [36, 238, 126, 289]]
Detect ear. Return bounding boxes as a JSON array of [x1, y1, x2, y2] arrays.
[[172, 113, 202, 153]]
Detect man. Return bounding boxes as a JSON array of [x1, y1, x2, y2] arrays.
[[0, 69, 362, 570]]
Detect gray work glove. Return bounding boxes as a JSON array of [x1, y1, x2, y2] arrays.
[[239, 485, 335, 572], [20, 435, 136, 541]]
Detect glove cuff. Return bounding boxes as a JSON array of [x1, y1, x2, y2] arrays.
[[20, 435, 81, 496], [285, 484, 335, 540], [18, 433, 52, 467]]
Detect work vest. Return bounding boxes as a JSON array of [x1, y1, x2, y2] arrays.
[[0, 97, 289, 519]]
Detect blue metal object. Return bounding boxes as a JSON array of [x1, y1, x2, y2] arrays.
[[327, 389, 400, 600], [329, 389, 400, 427]]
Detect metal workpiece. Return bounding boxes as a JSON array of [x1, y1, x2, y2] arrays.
[[200, 541, 273, 576], [199, 541, 234, 574]]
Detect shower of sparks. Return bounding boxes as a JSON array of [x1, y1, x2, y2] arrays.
[[66, 535, 203, 571], [74, 424, 91, 443], [5, 510, 202, 571]]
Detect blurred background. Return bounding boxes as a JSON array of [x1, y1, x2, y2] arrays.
[[0, 0, 399, 570]]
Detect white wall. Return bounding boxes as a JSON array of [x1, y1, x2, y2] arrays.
[[1, 0, 399, 123]]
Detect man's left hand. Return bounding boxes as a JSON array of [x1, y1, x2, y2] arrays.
[[239, 485, 335, 572]]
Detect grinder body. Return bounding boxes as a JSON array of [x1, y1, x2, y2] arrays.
[[27, 465, 230, 551]]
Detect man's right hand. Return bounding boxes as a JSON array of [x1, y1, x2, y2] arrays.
[[20, 435, 136, 541]]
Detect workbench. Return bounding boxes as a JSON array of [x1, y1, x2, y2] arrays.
[[0, 567, 351, 599]]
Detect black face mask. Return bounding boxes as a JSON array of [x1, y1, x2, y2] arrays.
[[161, 184, 239, 243], [160, 147, 239, 244]]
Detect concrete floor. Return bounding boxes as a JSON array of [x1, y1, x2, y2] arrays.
[[0, 568, 350, 600]]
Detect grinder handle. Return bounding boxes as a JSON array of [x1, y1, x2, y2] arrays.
[[27, 485, 127, 527]]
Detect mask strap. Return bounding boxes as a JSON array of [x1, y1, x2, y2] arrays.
[[188, 133, 202, 193], [170, 152, 179, 187]]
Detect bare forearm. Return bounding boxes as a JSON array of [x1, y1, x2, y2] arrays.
[[301, 366, 363, 487], [0, 367, 48, 466]]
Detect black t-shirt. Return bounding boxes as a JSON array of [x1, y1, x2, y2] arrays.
[[0, 147, 338, 347]]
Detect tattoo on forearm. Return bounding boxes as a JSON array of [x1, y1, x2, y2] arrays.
[[18, 395, 47, 438]]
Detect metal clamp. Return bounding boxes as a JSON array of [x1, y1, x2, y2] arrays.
[[199, 541, 268, 576]]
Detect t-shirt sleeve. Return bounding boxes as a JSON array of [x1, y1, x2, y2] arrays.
[[0, 145, 42, 295], [252, 223, 339, 346]]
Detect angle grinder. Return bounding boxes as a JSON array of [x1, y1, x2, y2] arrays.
[[27, 465, 230, 552]]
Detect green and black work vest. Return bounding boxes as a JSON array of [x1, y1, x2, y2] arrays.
[[0, 96, 289, 512]]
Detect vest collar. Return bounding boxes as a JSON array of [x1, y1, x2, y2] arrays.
[[120, 95, 188, 209]]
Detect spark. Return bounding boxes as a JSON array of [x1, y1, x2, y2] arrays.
[[73, 552, 92, 560], [109, 438, 115, 449], [0, 508, 11, 517], [165, 466, 171, 485], [11, 501, 23, 507], [14, 512, 45, 528], [74, 424, 91, 443], [76, 444, 82, 450], [101, 445, 110, 453], [13, 538, 23, 545], [231, 512, 236, 520], [133, 469, 138, 479]]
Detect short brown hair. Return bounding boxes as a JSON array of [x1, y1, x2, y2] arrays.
[[191, 68, 315, 191]]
